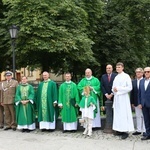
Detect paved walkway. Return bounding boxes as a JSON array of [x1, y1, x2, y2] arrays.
[[0, 128, 150, 150]]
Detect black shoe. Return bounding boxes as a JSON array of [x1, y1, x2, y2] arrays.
[[132, 131, 141, 135], [143, 132, 147, 136], [71, 130, 77, 133], [49, 129, 55, 132], [41, 129, 46, 132], [22, 129, 26, 132], [4, 127, 11, 131], [26, 129, 30, 133], [121, 133, 129, 139], [0, 126, 4, 129], [141, 136, 150, 140], [62, 130, 67, 133], [114, 131, 124, 136], [12, 128, 16, 131]]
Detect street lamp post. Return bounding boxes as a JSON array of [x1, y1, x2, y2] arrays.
[[9, 25, 19, 79], [103, 100, 113, 133]]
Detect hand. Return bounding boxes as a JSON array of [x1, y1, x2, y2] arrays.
[[101, 106, 105, 111], [90, 102, 93, 106], [138, 104, 142, 109], [0, 103, 4, 106], [21, 101, 26, 105], [58, 105, 63, 108], [89, 86, 93, 91], [113, 87, 118, 92], [109, 94, 113, 99], [106, 94, 112, 100], [25, 100, 29, 103], [75, 104, 78, 107], [131, 104, 135, 108], [105, 94, 109, 99], [53, 103, 57, 107]]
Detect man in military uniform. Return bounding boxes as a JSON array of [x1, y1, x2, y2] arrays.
[[1, 71, 18, 131]]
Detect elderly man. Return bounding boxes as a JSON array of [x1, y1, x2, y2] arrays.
[[112, 62, 134, 139], [58, 73, 80, 132], [138, 67, 150, 140], [1, 71, 18, 131], [101, 64, 117, 102], [36, 71, 58, 132], [78, 68, 101, 128], [131, 68, 145, 135]]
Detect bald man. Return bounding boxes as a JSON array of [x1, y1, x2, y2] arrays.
[[138, 67, 150, 140], [78, 68, 101, 128], [101, 64, 117, 102], [36, 71, 58, 132]]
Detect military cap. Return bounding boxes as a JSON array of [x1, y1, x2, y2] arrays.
[[5, 71, 13, 76]]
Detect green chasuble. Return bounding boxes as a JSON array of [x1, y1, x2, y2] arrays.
[[36, 79, 58, 122], [79, 96, 97, 117], [15, 84, 35, 125], [58, 81, 80, 123], [79, 96, 97, 108], [78, 76, 102, 105]]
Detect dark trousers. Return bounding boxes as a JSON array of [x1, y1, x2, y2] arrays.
[[142, 106, 150, 136]]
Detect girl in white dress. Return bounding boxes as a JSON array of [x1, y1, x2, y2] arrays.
[[79, 86, 97, 136]]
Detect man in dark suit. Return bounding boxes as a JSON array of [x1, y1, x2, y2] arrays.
[[131, 68, 145, 135], [138, 67, 150, 140], [101, 64, 117, 102]]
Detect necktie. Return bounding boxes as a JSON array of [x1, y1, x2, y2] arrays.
[[108, 74, 111, 82]]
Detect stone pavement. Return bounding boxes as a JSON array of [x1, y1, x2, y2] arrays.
[[0, 128, 150, 150]]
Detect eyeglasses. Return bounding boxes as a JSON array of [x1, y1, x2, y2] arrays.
[[144, 71, 150, 73]]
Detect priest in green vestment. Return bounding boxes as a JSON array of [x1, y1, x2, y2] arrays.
[[15, 76, 35, 132], [36, 71, 58, 131], [78, 68, 101, 128], [58, 73, 80, 132]]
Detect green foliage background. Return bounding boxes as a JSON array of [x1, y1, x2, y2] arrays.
[[0, 0, 149, 80]]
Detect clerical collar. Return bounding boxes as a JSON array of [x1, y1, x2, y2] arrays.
[[65, 81, 71, 83], [44, 79, 51, 83], [86, 76, 92, 80], [21, 83, 28, 86]]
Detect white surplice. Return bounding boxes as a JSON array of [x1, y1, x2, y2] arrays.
[[39, 114, 56, 129], [112, 72, 134, 132]]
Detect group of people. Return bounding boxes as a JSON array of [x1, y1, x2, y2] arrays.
[[0, 70, 101, 137], [0, 62, 150, 140], [101, 62, 150, 140]]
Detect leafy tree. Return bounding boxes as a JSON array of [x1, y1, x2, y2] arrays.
[[1, 0, 149, 80], [1, 0, 98, 77], [0, 0, 10, 72], [96, 0, 150, 76], [75, 0, 104, 76]]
